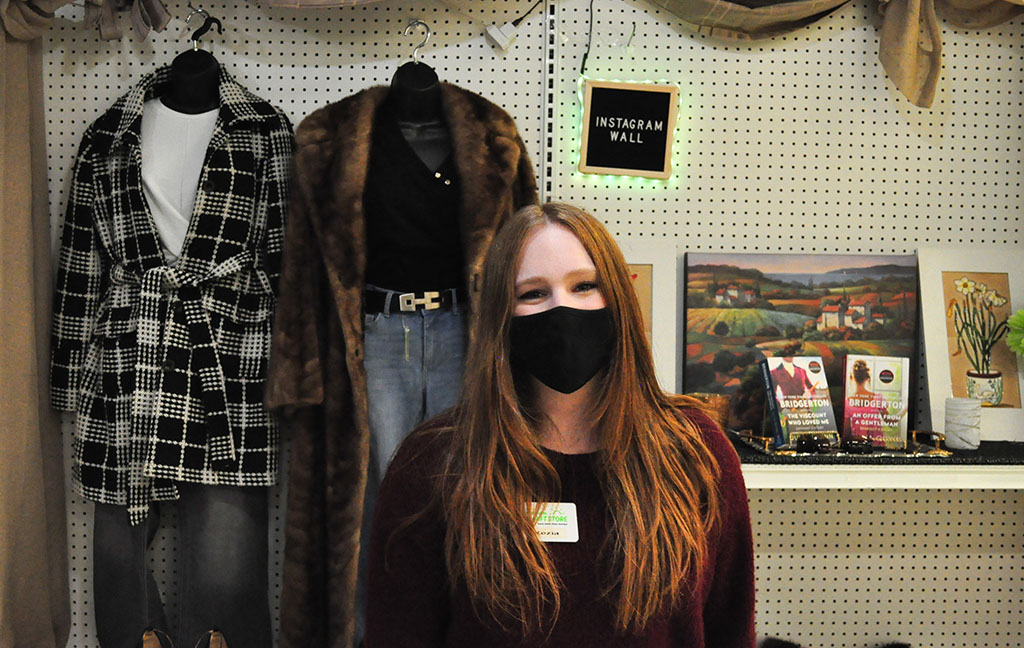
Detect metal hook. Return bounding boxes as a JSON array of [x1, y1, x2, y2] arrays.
[[185, 3, 208, 26], [404, 20, 430, 64]]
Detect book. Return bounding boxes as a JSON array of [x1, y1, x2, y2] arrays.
[[842, 354, 911, 449], [759, 360, 784, 446], [760, 356, 840, 447]]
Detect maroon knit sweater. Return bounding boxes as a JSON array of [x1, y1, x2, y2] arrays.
[[365, 409, 755, 648]]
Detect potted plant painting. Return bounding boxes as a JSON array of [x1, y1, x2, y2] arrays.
[[947, 277, 1010, 405]]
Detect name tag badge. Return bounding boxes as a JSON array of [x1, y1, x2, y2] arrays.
[[530, 502, 579, 543]]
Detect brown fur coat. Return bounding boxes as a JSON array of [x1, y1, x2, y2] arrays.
[[266, 83, 538, 648]]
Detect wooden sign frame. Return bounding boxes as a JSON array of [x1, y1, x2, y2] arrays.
[[579, 80, 679, 180]]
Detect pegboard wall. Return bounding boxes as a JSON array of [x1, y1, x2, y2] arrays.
[[749, 489, 1024, 647], [548, 0, 1023, 252], [40, 0, 1024, 645]]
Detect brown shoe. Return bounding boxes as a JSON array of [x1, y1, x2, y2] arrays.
[[141, 629, 172, 648]]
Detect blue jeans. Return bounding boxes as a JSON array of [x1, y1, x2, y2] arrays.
[[93, 483, 271, 648], [355, 289, 468, 640]]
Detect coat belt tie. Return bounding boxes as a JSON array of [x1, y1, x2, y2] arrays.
[[111, 253, 253, 522]]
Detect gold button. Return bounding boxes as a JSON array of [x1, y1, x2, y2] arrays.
[[444, 179, 451, 185], [434, 172, 441, 178]]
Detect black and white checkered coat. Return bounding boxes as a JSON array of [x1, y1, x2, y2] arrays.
[[50, 66, 294, 524]]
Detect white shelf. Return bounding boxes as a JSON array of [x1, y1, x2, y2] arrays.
[[742, 463, 1024, 489]]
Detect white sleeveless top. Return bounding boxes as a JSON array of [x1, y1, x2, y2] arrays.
[[140, 98, 219, 263]]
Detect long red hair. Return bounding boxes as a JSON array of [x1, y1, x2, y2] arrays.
[[436, 203, 721, 635]]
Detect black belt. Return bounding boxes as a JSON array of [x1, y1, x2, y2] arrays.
[[364, 288, 466, 314]]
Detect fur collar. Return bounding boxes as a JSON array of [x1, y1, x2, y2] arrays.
[[293, 82, 523, 290], [291, 82, 530, 360]]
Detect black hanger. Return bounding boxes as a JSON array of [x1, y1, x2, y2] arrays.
[[191, 13, 222, 45], [183, 4, 222, 50]]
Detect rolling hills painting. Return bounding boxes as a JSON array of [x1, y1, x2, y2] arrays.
[[683, 252, 918, 430]]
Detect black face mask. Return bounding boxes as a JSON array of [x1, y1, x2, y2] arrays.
[[508, 306, 615, 394]]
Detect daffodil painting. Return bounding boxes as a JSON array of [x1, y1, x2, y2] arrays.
[[941, 271, 1019, 407]]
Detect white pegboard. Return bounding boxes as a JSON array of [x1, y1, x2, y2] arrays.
[[41, 0, 1024, 646], [750, 489, 1024, 647], [548, 0, 1023, 252]]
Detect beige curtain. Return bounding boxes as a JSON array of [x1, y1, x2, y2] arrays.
[[0, 5, 71, 646], [649, 0, 1021, 108], [935, 0, 1023, 28], [648, 0, 853, 39], [874, 0, 1021, 107], [876, 0, 943, 107], [247, 0, 386, 8]]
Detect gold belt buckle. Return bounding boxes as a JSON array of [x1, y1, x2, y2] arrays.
[[398, 291, 441, 311]]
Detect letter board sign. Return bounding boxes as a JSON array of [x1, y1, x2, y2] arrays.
[[579, 80, 678, 180]]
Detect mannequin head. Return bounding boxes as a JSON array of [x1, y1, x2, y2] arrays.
[[387, 61, 442, 124], [163, 49, 220, 114]]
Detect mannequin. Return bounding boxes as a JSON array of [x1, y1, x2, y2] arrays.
[[385, 60, 451, 170], [161, 12, 222, 115], [352, 55, 465, 644], [161, 48, 220, 114], [268, 55, 538, 646], [60, 43, 284, 645]]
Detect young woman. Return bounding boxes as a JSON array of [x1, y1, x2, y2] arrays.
[[365, 203, 755, 647]]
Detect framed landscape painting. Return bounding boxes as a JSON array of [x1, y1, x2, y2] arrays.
[[683, 252, 918, 430], [919, 247, 1024, 441]]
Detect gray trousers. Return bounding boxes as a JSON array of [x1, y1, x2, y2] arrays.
[[93, 483, 270, 648]]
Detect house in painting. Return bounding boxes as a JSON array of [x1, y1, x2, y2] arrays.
[[714, 284, 756, 306], [817, 295, 892, 331], [846, 295, 883, 330], [819, 302, 847, 329]]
